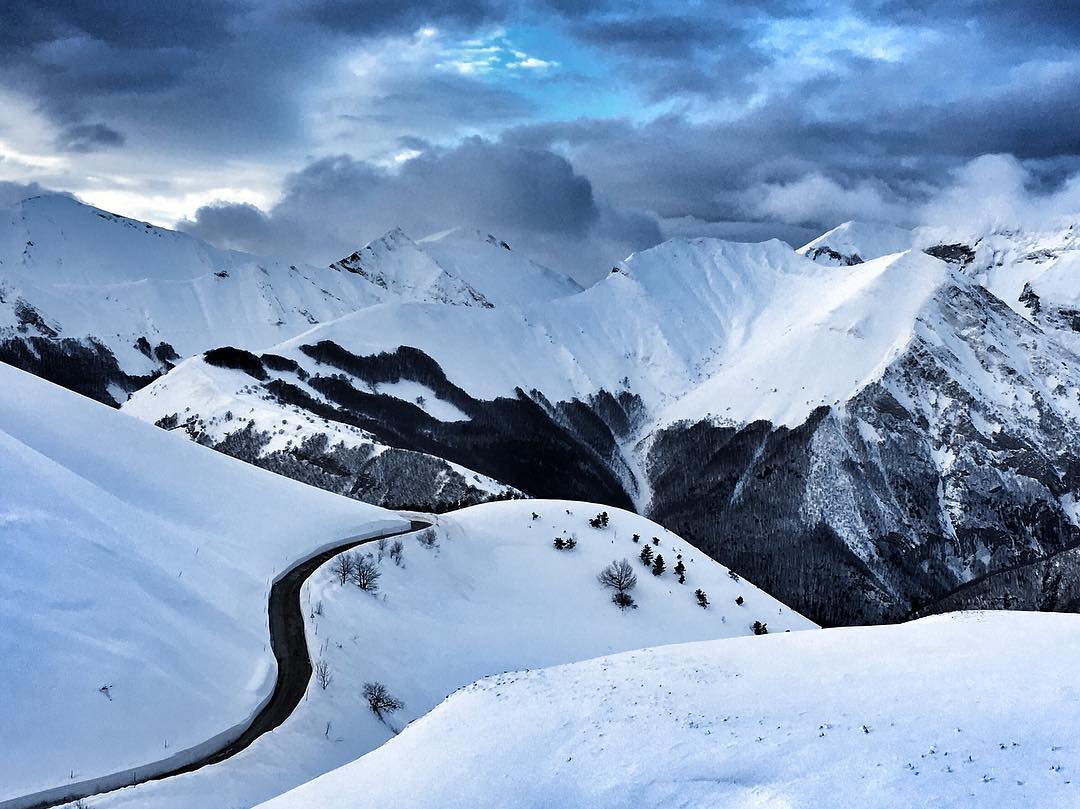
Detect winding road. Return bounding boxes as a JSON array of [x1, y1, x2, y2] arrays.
[[8, 518, 432, 809]]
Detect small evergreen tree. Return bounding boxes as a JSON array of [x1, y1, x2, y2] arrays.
[[752, 621, 769, 635], [652, 554, 665, 576], [565, 537, 577, 549], [553, 537, 566, 550], [695, 589, 709, 608], [632, 533, 640, 543], [674, 559, 686, 583], [639, 544, 654, 566], [651, 536, 660, 546], [735, 595, 744, 606]]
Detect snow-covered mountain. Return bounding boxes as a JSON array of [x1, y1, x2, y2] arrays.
[[257, 611, 1080, 809], [0, 361, 406, 803], [87, 500, 812, 809], [797, 220, 914, 265], [127, 228, 1080, 626], [7, 192, 1080, 628], [0, 195, 579, 406]]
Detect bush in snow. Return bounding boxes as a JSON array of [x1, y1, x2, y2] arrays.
[[652, 554, 666, 576], [651, 536, 660, 546], [727, 570, 740, 582], [632, 533, 640, 543], [315, 659, 333, 690], [674, 559, 686, 583], [389, 539, 405, 566], [352, 555, 381, 591], [553, 537, 565, 550], [639, 544, 654, 566], [695, 589, 709, 609], [330, 552, 356, 586], [752, 620, 769, 635], [735, 595, 744, 606], [553, 536, 577, 550], [611, 591, 636, 609], [363, 681, 404, 719]]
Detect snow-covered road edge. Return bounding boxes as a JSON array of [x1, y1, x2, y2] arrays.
[[0, 517, 411, 809]]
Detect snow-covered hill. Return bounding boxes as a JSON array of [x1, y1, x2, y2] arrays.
[[0, 362, 406, 802], [258, 611, 1080, 809], [84, 500, 812, 809]]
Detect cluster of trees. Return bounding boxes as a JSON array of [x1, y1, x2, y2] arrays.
[[588, 511, 610, 528], [330, 551, 381, 592], [638, 544, 667, 576], [553, 536, 577, 550]]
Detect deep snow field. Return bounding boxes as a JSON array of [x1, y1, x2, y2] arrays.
[[85, 499, 813, 809], [0, 363, 406, 803], [260, 611, 1080, 809]]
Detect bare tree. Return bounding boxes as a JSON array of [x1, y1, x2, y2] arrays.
[[330, 552, 356, 586], [363, 681, 404, 720], [352, 555, 381, 591], [315, 659, 333, 690], [597, 558, 637, 594], [376, 537, 388, 561]]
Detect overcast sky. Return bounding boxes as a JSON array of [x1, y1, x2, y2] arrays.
[[3, 1, 1080, 281]]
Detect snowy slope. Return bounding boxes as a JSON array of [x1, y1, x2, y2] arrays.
[[87, 500, 813, 809], [418, 226, 583, 305], [0, 362, 406, 801], [798, 220, 914, 265], [259, 611, 1080, 809]]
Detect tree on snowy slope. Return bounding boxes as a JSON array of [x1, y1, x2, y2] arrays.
[[598, 558, 638, 609], [352, 555, 381, 591], [331, 552, 356, 586]]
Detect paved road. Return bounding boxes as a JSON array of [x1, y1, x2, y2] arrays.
[[11, 519, 432, 809]]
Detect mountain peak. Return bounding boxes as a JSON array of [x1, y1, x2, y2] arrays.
[[798, 221, 914, 266]]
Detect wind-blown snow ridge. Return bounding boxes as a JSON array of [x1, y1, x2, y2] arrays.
[[258, 611, 1080, 809]]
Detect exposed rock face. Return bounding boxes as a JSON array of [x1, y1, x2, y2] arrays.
[[648, 278, 1080, 625]]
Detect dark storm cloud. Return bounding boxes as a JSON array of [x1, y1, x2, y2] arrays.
[[182, 137, 661, 280], [55, 123, 126, 153], [2, 0, 1080, 269], [300, 0, 508, 33], [858, 1, 1080, 42]]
